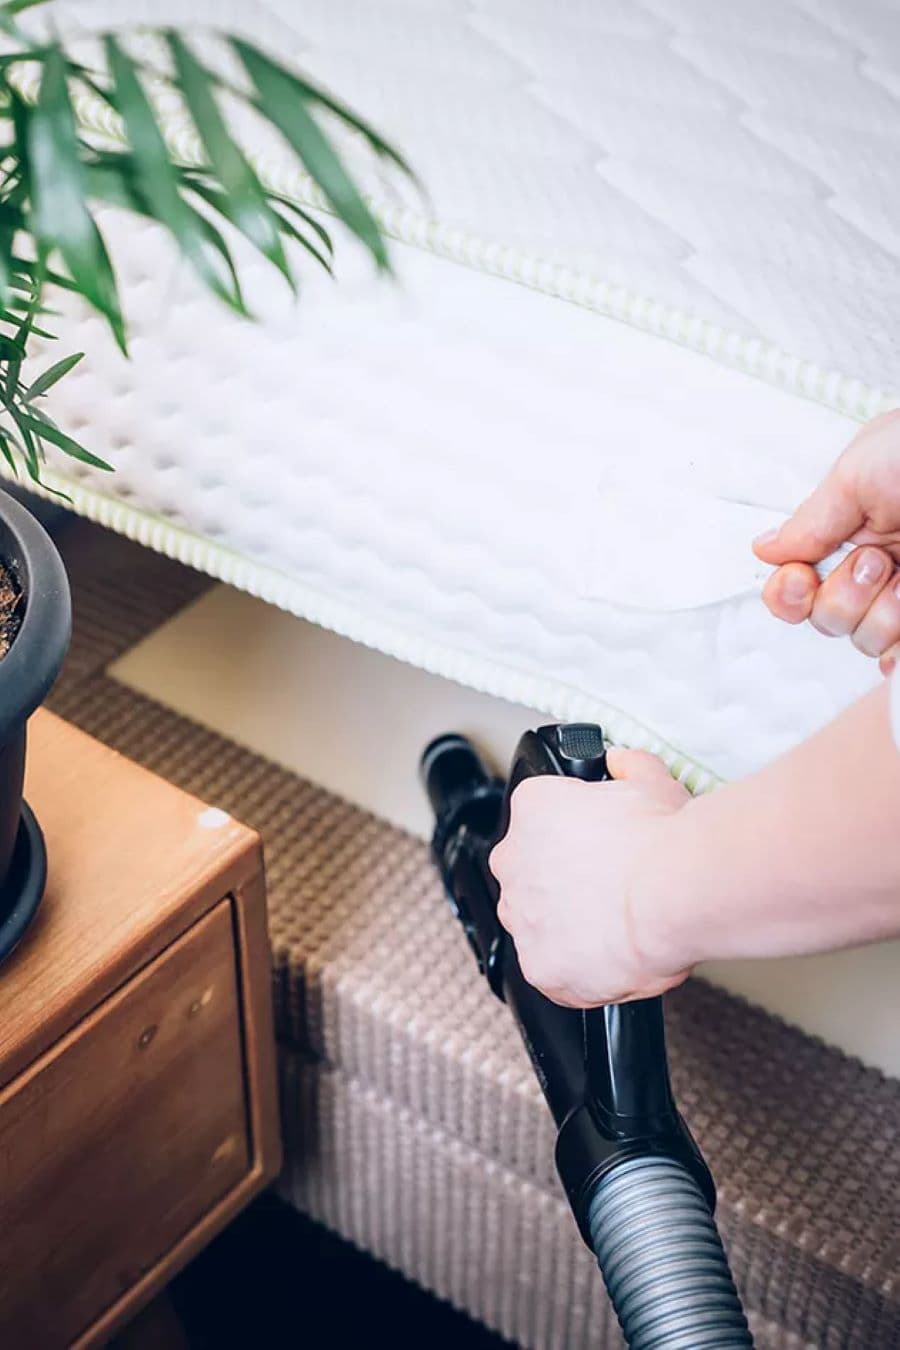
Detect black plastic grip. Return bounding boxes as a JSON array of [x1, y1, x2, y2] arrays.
[[499, 726, 677, 1129], [493, 723, 610, 856], [423, 724, 716, 1249]]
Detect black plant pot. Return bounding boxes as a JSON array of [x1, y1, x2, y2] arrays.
[[0, 489, 71, 958]]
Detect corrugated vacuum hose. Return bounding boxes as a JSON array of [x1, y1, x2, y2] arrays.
[[421, 724, 753, 1349], [589, 1155, 751, 1348]]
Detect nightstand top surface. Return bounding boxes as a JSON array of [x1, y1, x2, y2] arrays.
[[0, 711, 259, 1087]]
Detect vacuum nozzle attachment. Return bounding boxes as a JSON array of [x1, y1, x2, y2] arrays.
[[420, 733, 489, 819]]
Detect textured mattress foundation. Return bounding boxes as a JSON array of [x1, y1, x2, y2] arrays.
[[49, 520, 900, 1349]]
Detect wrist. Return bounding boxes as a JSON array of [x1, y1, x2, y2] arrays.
[[627, 798, 714, 979]]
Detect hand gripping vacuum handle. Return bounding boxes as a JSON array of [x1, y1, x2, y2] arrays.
[[423, 724, 753, 1348], [498, 723, 679, 1134]]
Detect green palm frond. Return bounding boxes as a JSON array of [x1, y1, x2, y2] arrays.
[[0, 0, 411, 481]]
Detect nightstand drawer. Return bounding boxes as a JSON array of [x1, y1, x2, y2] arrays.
[[0, 900, 248, 1348]]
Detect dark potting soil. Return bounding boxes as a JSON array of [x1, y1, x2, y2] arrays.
[[0, 562, 22, 659]]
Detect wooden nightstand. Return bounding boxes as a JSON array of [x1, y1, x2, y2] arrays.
[[0, 712, 281, 1348]]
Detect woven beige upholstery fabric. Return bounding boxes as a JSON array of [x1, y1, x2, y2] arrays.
[[49, 521, 900, 1349], [280, 1056, 822, 1350]]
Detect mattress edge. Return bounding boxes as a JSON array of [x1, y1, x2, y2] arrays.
[[9, 465, 722, 794]]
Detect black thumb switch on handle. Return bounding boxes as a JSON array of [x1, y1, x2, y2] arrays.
[[503, 723, 678, 1132], [499, 723, 609, 837], [554, 723, 609, 779]]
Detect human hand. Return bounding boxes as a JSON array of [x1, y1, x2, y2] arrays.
[[753, 410, 900, 674], [489, 749, 695, 1008]]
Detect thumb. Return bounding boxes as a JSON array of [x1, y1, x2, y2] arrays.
[[753, 471, 864, 565], [605, 747, 674, 785]]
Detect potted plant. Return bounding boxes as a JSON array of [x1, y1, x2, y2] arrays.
[[0, 0, 407, 955]]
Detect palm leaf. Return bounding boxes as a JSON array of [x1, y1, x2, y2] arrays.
[[85, 156, 248, 308], [25, 350, 83, 399], [26, 48, 126, 349], [0, 427, 20, 477], [6, 402, 41, 480], [168, 33, 292, 286], [105, 35, 247, 315], [184, 175, 332, 276], [0, 226, 13, 307], [3, 0, 50, 14], [263, 69, 414, 182], [233, 39, 389, 270], [0, 15, 411, 482], [17, 407, 113, 470]]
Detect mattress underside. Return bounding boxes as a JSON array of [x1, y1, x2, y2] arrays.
[[15, 0, 900, 783]]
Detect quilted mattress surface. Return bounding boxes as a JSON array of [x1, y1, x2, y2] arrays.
[[19, 0, 900, 784]]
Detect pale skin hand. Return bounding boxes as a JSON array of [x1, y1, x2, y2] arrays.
[[492, 413, 900, 1008], [491, 749, 693, 1008], [493, 685, 900, 1008], [754, 408, 900, 674]]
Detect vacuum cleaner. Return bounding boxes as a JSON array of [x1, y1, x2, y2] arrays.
[[421, 722, 753, 1349]]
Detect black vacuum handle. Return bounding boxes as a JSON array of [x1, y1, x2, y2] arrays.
[[501, 725, 677, 1132], [424, 724, 717, 1239]]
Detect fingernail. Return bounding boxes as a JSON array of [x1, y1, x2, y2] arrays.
[[754, 527, 779, 548], [781, 573, 810, 603], [883, 653, 896, 676], [852, 549, 887, 587]]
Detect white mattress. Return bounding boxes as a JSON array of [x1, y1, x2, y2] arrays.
[[19, 0, 900, 786]]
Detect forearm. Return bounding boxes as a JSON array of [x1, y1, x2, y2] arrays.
[[640, 681, 900, 970]]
